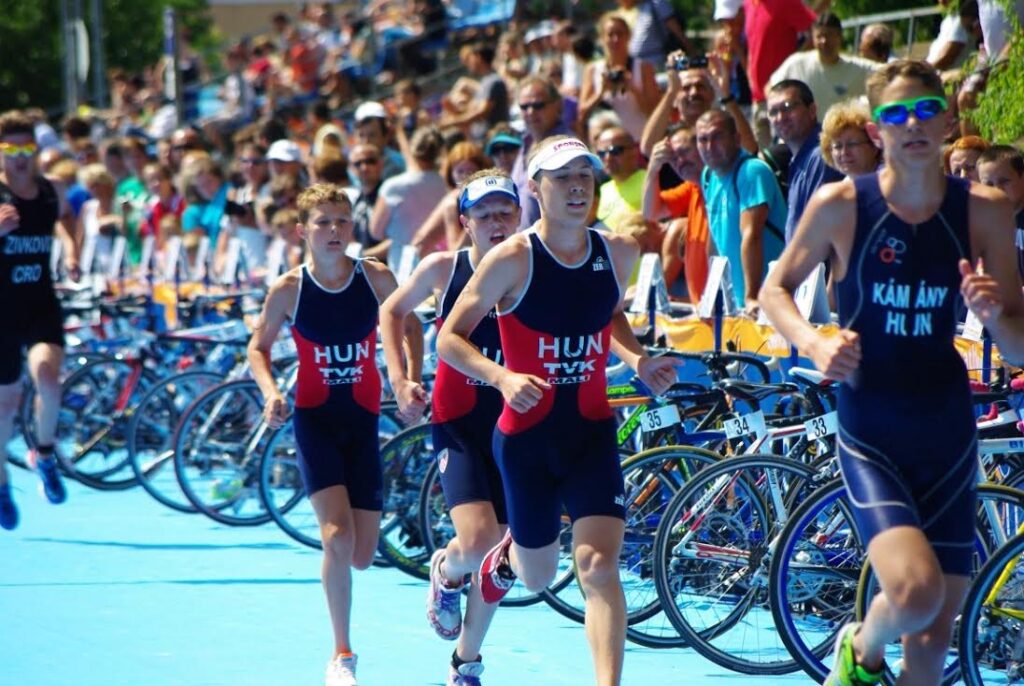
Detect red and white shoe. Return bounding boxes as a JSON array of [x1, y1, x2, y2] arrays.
[[478, 530, 516, 605], [427, 549, 464, 640]]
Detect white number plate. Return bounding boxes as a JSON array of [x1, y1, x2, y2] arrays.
[[640, 405, 682, 433], [724, 410, 766, 439], [803, 412, 838, 439]]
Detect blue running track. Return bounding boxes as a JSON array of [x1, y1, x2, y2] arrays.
[[0, 466, 810, 686]]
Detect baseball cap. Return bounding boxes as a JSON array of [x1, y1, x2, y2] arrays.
[[354, 101, 388, 122], [458, 175, 520, 214], [267, 139, 303, 163], [526, 137, 603, 180], [485, 132, 523, 156]]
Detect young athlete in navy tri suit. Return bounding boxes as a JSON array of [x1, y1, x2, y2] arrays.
[[761, 61, 1024, 686], [248, 184, 421, 686], [380, 169, 520, 686], [436, 137, 679, 686]]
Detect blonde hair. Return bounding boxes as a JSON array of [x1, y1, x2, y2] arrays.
[[820, 99, 877, 168], [296, 182, 352, 222], [49, 159, 79, 184], [78, 162, 114, 189], [598, 12, 631, 38]]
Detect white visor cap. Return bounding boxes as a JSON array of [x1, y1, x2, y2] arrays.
[[526, 138, 603, 180], [459, 175, 520, 214]]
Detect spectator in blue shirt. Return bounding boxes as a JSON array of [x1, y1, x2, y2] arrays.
[[767, 79, 843, 243], [181, 157, 228, 244], [697, 109, 787, 311]]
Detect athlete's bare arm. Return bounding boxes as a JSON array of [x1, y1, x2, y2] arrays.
[[364, 258, 425, 384], [437, 236, 549, 413], [380, 252, 453, 421], [964, 185, 1024, 364], [247, 270, 300, 428], [604, 233, 680, 395], [760, 180, 862, 382]]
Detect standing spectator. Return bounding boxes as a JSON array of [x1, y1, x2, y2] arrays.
[[625, 0, 689, 67], [859, 23, 895, 63], [553, 22, 584, 98], [696, 109, 786, 310], [578, 13, 661, 142], [819, 100, 882, 177], [369, 127, 447, 271], [267, 139, 306, 182], [348, 143, 388, 260], [769, 13, 878, 117], [978, 0, 1024, 62], [510, 77, 575, 230], [393, 79, 432, 140], [944, 135, 990, 181], [642, 124, 710, 302], [744, 0, 817, 143], [927, 0, 982, 71], [77, 164, 122, 273], [440, 43, 510, 139], [353, 101, 406, 183], [181, 158, 229, 244], [594, 127, 648, 233], [766, 79, 843, 242], [978, 145, 1024, 279], [495, 31, 529, 92]]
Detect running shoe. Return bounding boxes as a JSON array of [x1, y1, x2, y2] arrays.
[[29, 451, 66, 505], [825, 622, 882, 686], [325, 653, 358, 686], [448, 659, 484, 686], [478, 530, 516, 605], [0, 482, 18, 530], [427, 549, 465, 640]]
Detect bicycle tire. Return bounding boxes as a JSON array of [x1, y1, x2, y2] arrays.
[[376, 423, 436, 579], [258, 421, 320, 548]]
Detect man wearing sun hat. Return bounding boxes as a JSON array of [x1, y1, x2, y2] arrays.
[[437, 135, 679, 685], [352, 101, 405, 182]]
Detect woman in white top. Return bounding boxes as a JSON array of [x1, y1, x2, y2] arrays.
[[77, 163, 121, 275], [578, 12, 660, 142]]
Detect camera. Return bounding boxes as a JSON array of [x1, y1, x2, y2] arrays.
[[674, 54, 708, 71], [608, 69, 625, 83]]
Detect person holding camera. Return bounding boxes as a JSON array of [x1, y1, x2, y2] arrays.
[[640, 50, 757, 159], [578, 13, 660, 142]]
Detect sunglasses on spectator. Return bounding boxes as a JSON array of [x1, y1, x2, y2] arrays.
[[872, 96, 948, 126], [0, 142, 38, 158], [519, 100, 550, 112], [767, 101, 804, 117], [596, 145, 627, 158], [489, 144, 520, 155], [351, 158, 380, 167]]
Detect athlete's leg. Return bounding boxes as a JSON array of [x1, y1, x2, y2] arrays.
[[0, 382, 20, 485], [896, 573, 968, 686], [350, 507, 382, 571], [852, 526, 946, 672], [310, 484, 360, 656], [441, 501, 505, 661], [508, 539, 561, 593], [26, 343, 62, 448], [572, 515, 626, 686]]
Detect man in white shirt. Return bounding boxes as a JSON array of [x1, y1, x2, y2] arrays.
[[769, 13, 878, 115]]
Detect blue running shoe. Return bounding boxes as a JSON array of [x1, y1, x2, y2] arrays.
[[448, 660, 484, 686], [31, 451, 67, 504], [0, 482, 18, 530]]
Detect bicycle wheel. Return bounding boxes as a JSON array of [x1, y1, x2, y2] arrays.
[[377, 423, 436, 579], [540, 444, 721, 644], [652, 454, 819, 675], [127, 370, 224, 513], [55, 357, 156, 490], [768, 478, 865, 683], [855, 483, 1024, 686], [959, 529, 1024, 686], [257, 421, 320, 547], [172, 379, 274, 526]]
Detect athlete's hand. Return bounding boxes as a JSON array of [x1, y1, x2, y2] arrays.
[[263, 392, 289, 429], [0, 203, 19, 235], [497, 372, 551, 414], [960, 258, 1004, 325], [393, 379, 429, 424], [808, 329, 861, 382], [637, 355, 680, 396]]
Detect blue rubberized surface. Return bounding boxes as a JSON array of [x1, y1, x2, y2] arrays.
[[0, 464, 811, 686]]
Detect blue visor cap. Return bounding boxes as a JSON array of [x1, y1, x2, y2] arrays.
[[458, 175, 520, 214]]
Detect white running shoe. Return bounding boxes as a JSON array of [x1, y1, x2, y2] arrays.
[[448, 660, 484, 686], [325, 653, 358, 686], [427, 549, 465, 640]]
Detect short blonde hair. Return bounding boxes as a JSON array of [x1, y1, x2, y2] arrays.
[[820, 100, 876, 168], [78, 162, 114, 189], [49, 159, 79, 184], [296, 182, 352, 222]]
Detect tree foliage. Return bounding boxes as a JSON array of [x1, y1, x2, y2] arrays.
[[965, 16, 1024, 144], [0, 0, 214, 114]]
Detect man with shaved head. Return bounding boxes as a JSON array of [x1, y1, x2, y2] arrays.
[[595, 127, 647, 233]]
